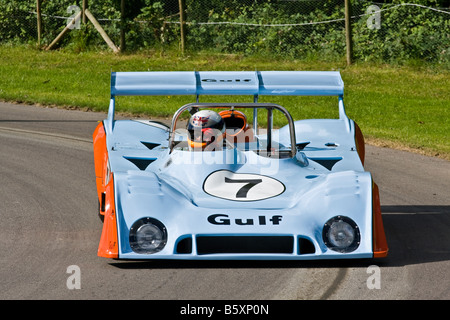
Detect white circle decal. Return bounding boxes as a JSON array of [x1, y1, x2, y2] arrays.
[[203, 170, 285, 201]]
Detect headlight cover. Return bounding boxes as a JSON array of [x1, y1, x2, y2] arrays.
[[322, 216, 360, 253], [129, 218, 167, 254]]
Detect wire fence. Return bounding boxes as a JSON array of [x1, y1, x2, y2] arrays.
[[1, 0, 449, 65]]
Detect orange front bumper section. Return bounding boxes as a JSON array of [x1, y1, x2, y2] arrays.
[[372, 182, 389, 258]]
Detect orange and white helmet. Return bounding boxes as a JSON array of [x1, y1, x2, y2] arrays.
[[187, 110, 225, 150], [219, 110, 248, 137]]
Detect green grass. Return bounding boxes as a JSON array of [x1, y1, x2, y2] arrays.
[[0, 45, 449, 159]]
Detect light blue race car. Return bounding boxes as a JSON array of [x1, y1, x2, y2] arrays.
[[93, 71, 388, 260]]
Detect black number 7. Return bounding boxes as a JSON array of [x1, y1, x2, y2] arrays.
[[224, 177, 263, 198]]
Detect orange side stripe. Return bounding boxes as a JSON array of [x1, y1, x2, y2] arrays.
[[93, 122, 107, 208]]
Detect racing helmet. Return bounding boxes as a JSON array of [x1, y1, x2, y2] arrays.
[[187, 110, 226, 150], [219, 110, 248, 137]]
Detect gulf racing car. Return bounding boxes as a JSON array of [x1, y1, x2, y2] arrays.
[[93, 71, 388, 260]]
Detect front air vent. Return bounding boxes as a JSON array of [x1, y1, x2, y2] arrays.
[[309, 157, 342, 171], [176, 236, 193, 254], [298, 237, 316, 254], [141, 142, 160, 150], [196, 235, 294, 255], [124, 157, 156, 170]]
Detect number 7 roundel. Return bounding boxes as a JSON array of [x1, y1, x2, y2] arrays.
[[203, 170, 285, 201]]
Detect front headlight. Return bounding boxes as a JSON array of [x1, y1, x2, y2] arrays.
[[322, 216, 360, 253], [129, 218, 167, 254]]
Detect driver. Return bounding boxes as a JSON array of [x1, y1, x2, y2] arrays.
[[187, 110, 226, 151]]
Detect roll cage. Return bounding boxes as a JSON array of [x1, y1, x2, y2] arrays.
[[169, 103, 297, 158]]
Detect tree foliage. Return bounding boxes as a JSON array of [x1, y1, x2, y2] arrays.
[[0, 0, 448, 65]]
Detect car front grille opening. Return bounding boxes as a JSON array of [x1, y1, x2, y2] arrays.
[[196, 235, 294, 255], [298, 237, 316, 254], [176, 236, 192, 254]]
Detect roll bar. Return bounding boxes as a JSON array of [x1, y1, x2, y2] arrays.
[[169, 103, 297, 157]]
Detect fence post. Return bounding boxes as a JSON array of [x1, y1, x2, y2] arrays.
[[120, 0, 126, 52], [344, 0, 353, 65], [36, 0, 42, 45], [85, 9, 120, 53], [178, 0, 186, 53], [82, 0, 87, 24]]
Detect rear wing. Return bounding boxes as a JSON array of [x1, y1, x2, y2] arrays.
[[110, 71, 344, 98], [106, 71, 347, 133]]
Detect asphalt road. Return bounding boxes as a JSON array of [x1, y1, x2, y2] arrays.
[[0, 102, 449, 300]]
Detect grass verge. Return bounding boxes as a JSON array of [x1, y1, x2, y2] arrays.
[[0, 45, 449, 159]]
